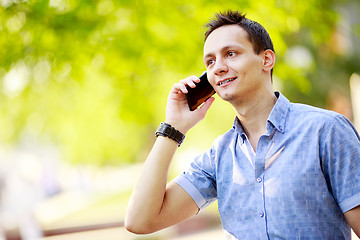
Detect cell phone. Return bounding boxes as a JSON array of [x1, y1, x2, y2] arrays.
[[185, 72, 215, 111]]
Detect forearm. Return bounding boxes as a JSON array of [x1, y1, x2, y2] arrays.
[[125, 136, 178, 233], [345, 205, 360, 238], [125, 77, 215, 233]]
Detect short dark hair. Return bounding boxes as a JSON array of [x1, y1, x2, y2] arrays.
[[205, 10, 275, 55], [205, 11, 275, 79]]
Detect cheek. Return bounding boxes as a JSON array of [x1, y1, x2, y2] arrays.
[[207, 73, 216, 86], [240, 58, 262, 76], [230, 57, 251, 71]]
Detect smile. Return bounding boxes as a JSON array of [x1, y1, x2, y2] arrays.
[[218, 77, 236, 86]]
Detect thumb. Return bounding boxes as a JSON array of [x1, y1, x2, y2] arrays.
[[196, 97, 215, 118]]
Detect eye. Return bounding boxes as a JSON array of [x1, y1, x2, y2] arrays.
[[206, 59, 215, 66], [227, 51, 236, 57]]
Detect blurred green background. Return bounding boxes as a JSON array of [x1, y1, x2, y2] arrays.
[[1, 0, 359, 166], [0, 0, 360, 239]]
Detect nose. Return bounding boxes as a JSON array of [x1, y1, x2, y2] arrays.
[[213, 58, 228, 75]]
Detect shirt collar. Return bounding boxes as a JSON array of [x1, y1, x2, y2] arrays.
[[233, 91, 290, 135], [267, 91, 290, 133], [233, 117, 246, 142]]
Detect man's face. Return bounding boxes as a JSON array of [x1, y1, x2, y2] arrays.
[[203, 25, 265, 103]]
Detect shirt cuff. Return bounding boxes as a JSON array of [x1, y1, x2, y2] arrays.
[[339, 192, 360, 213], [173, 175, 208, 210]]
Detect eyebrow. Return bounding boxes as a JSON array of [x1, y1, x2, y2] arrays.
[[203, 44, 244, 61]]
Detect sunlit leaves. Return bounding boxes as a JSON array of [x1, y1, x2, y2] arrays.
[[0, 0, 359, 165]]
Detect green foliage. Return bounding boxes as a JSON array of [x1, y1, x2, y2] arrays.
[[0, 0, 359, 165]]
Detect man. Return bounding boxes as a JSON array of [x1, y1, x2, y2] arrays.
[[125, 11, 360, 239]]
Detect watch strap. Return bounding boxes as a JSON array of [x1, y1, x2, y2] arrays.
[[155, 122, 185, 147]]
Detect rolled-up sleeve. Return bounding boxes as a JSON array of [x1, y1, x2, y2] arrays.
[[173, 148, 217, 211], [322, 114, 360, 213]]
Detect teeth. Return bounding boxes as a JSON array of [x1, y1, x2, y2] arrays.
[[219, 78, 235, 86]]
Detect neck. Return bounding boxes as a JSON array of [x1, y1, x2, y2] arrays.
[[234, 89, 277, 150]]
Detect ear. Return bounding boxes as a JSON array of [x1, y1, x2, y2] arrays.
[[262, 49, 275, 73]]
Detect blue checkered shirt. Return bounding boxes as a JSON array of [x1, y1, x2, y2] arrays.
[[175, 92, 360, 239]]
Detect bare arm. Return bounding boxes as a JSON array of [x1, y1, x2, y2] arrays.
[[125, 136, 199, 234], [125, 76, 215, 234], [344, 205, 360, 238]]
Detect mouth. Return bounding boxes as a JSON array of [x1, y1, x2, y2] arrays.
[[217, 77, 236, 86]]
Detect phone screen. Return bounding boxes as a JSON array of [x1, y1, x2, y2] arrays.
[[185, 72, 215, 111]]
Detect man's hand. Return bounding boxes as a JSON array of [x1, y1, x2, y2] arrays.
[[165, 75, 215, 134], [125, 75, 214, 234]]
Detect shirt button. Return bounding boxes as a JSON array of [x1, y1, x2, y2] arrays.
[[260, 212, 265, 217], [257, 177, 262, 183]]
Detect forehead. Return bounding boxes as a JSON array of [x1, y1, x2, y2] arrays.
[[203, 25, 252, 56]]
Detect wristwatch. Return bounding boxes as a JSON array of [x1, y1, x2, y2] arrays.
[[155, 122, 185, 147]]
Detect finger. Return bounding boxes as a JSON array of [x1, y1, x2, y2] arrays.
[[180, 75, 200, 89], [172, 82, 188, 94]]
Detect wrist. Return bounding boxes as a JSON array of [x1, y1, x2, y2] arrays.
[[164, 119, 190, 134], [155, 122, 186, 147]]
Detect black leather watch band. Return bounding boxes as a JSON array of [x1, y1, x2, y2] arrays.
[[155, 122, 185, 147]]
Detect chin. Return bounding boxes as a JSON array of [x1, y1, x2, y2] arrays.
[[219, 92, 237, 102]]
